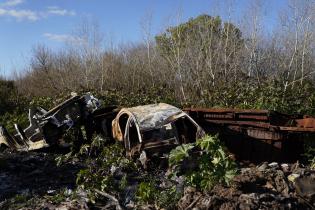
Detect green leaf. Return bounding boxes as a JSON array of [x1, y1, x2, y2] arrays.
[[169, 143, 194, 166]]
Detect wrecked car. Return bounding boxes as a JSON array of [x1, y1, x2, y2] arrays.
[[0, 93, 101, 151], [112, 103, 205, 165]]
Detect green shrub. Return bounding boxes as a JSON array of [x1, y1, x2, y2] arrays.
[[169, 134, 238, 191], [302, 136, 315, 168], [136, 181, 157, 203], [0, 111, 29, 133], [135, 180, 181, 208], [74, 138, 136, 193], [156, 186, 181, 209]]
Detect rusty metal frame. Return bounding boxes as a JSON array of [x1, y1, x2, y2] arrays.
[[184, 108, 315, 162]]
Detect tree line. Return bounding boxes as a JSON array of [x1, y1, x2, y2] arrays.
[[2, 0, 315, 115]]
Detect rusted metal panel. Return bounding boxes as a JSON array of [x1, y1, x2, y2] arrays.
[[184, 108, 315, 162]]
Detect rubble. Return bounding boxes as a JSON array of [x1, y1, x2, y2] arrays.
[[294, 174, 315, 198], [1, 147, 315, 209], [178, 162, 314, 209]]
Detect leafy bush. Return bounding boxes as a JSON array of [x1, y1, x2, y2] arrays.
[[74, 137, 136, 194], [0, 111, 29, 133], [136, 181, 157, 204], [0, 79, 20, 114], [309, 157, 315, 170], [169, 134, 237, 191], [56, 133, 182, 208], [156, 186, 181, 209], [302, 137, 315, 168], [135, 179, 181, 209], [97, 87, 179, 108], [29, 96, 54, 110]]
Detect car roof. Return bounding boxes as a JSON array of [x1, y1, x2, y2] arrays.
[[118, 103, 184, 130]]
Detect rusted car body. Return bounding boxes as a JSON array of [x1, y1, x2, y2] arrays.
[[112, 103, 205, 164], [0, 93, 101, 151], [184, 108, 315, 162]]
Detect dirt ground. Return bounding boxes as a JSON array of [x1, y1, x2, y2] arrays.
[[0, 150, 315, 210], [0, 150, 85, 209]]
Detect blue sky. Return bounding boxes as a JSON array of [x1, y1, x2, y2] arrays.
[[0, 0, 287, 76]]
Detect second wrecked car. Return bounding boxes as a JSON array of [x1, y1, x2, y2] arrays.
[[112, 103, 205, 165], [0, 93, 101, 151]]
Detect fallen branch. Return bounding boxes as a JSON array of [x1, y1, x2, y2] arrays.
[[297, 194, 315, 209], [95, 189, 123, 210], [185, 195, 202, 210]]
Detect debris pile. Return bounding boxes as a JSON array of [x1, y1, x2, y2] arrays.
[[178, 162, 315, 209]]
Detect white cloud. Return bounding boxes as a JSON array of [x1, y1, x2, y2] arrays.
[[0, 2, 76, 21], [46, 6, 76, 16], [1, 0, 24, 7], [43, 33, 83, 43], [0, 8, 38, 21]]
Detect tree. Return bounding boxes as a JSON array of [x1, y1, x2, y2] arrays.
[[155, 14, 244, 103]]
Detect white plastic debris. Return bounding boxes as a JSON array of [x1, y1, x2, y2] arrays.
[[281, 163, 289, 172], [268, 162, 279, 168], [47, 190, 56, 194]]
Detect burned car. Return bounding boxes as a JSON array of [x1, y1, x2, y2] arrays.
[[0, 93, 101, 151], [112, 103, 205, 165]]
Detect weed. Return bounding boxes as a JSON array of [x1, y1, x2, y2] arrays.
[[136, 181, 157, 204], [169, 134, 238, 191], [156, 186, 181, 209]]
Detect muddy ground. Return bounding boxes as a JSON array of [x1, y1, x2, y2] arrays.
[[0, 150, 85, 209], [0, 150, 315, 209]]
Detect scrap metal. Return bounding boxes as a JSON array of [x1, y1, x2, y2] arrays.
[[0, 93, 101, 151], [184, 108, 315, 162]]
